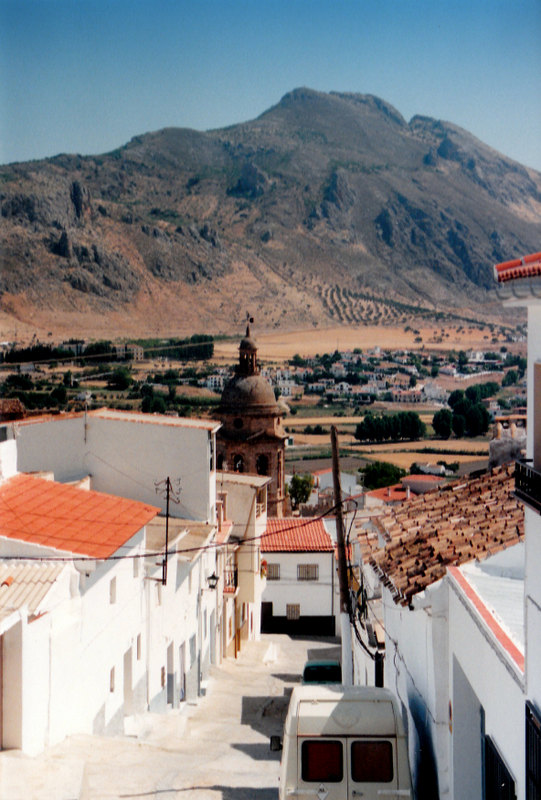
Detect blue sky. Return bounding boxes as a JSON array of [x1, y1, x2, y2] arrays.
[[1, 0, 540, 170]]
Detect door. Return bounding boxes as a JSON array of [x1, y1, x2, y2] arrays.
[[123, 647, 133, 715], [298, 737, 399, 799]]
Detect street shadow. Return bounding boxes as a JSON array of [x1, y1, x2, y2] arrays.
[[232, 742, 282, 761], [270, 672, 301, 683], [306, 644, 341, 662], [120, 787, 278, 799], [241, 692, 290, 738]]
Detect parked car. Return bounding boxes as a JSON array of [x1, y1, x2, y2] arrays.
[[302, 659, 342, 684]]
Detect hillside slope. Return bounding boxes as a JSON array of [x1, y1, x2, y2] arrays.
[[1, 88, 540, 338]]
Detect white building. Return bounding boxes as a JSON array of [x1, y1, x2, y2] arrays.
[[2, 408, 267, 753], [350, 250, 541, 799], [0, 435, 160, 754], [15, 408, 220, 523], [363, 464, 524, 799], [261, 517, 337, 636]]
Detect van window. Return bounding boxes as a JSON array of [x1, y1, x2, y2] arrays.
[[302, 740, 343, 782], [351, 740, 393, 782]]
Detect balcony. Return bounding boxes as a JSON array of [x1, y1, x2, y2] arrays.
[[515, 459, 541, 514], [223, 566, 238, 594]]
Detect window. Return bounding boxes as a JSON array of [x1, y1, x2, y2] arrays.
[[109, 577, 117, 603], [209, 435, 215, 472], [301, 740, 343, 782], [286, 604, 300, 621], [297, 564, 319, 581], [351, 740, 393, 783], [133, 556, 139, 579], [256, 453, 269, 476], [109, 667, 115, 693], [485, 735, 516, 800], [161, 666, 166, 689], [267, 563, 280, 581], [136, 634, 142, 661], [217, 453, 224, 470], [233, 454, 244, 473], [527, 702, 541, 800]]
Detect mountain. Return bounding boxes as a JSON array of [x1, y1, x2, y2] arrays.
[[1, 87, 540, 339]]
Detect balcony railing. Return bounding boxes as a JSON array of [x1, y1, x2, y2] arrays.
[[223, 566, 238, 594], [515, 459, 541, 514]]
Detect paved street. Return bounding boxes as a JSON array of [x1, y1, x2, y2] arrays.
[[0, 634, 340, 800]]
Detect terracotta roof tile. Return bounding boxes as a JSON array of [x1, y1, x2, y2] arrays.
[[0, 474, 160, 559], [367, 463, 523, 606], [262, 517, 334, 552], [494, 252, 541, 283]]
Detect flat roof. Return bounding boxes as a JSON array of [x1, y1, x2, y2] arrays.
[[146, 517, 215, 562], [449, 561, 524, 673], [216, 471, 271, 488], [18, 407, 221, 433]]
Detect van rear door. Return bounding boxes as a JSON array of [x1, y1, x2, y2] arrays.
[[298, 736, 404, 799]]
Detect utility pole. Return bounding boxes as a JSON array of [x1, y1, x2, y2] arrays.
[[155, 477, 181, 586], [331, 425, 353, 685]]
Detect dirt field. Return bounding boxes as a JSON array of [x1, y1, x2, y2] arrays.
[[214, 323, 512, 362]]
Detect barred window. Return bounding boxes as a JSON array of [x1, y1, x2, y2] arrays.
[[286, 604, 300, 620], [267, 563, 280, 581], [297, 563, 319, 581]]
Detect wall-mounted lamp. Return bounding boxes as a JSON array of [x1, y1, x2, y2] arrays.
[[206, 572, 219, 590]]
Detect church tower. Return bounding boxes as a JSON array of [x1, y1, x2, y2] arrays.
[[216, 322, 286, 517]]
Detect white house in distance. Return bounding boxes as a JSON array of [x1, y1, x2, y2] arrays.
[[261, 517, 337, 636]]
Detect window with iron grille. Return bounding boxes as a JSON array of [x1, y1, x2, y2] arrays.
[[485, 735, 516, 800], [286, 604, 300, 621], [297, 563, 319, 581], [267, 563, 280, 581], [527, 702, 541, 800]]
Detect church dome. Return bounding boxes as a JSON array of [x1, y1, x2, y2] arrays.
[[219, 374, 280, 416]]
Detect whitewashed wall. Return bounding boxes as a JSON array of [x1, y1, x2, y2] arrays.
[[16, 413, 217, 522], [383, 582, 450, 799], [448, 575, 525, 799], [262, 551, 336, 617]]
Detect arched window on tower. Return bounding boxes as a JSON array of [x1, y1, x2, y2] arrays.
[[233, 454, 244, 473], [216, 453, 224, 471], [256, 453, 269, 476]]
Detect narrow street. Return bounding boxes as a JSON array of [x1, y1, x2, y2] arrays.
[[0, 634, 340, 800]]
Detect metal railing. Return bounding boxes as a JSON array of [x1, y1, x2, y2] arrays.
[[515, 459, 541, 514], [223, 566, 238, 593]]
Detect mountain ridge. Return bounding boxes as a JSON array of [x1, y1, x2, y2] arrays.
[[1, 87, 540, 340]]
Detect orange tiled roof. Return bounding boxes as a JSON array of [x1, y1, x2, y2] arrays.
[[494, 252, 541, 283], [366, 483, 409, 503], [262, 517, 334, 552], [368, 463, 523, 606], [0, 474, 160, 559]]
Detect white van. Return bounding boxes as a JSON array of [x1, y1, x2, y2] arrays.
[[273, 684, 412, 799]]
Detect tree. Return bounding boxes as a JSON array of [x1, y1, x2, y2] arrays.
[[108, 367, 132, 390], [502, 369, 518, 387], [465, 403, 490, 437], [452, 414, 466, 438], [432, 408, 453, 439], [361, 461, 406, 491], [448, 389, 465, 409], [288, 473, 314, 509]]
